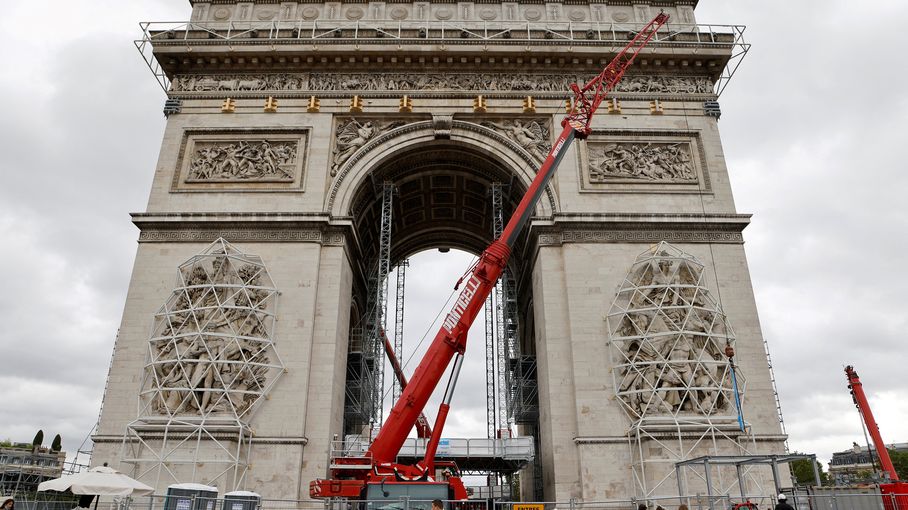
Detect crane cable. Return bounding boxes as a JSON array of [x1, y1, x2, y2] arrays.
[[379, 254, 480, 406], [683, 69, 750, 435]]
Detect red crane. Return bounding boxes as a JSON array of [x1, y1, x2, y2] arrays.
[[310, 11, 670, 503], [845, 365, 907, 509], [846, 365, 899, 482]]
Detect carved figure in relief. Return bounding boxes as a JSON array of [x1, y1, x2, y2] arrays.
[[331, 119, 405, 176], [188, 140, 297, 182], [171, 74, 306, 92], [146, 250, 279, 417], [589, 142, 696, 182], [332, 120, 376, 176], [305, 72, 711, 94], [610, 244, 736, 418], [481, 120, 551, 161], [172, 72, 712, 95]]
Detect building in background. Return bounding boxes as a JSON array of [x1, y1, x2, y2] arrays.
[[0, 443, 66, 495], [830, 442, 908, 485]]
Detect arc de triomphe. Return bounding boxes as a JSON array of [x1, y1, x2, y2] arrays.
[[92, 0, 788, 502]]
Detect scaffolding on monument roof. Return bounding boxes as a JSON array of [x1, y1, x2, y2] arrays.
[[137, 20, 748, 96]]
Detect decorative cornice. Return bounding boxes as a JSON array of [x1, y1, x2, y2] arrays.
[[529, 213, 750, 246], [132, 212, 350, 244], [540, 230, 743, 246], [574, 433, 786, 444], [250, 436, 309, 445], [92, 434, 309, 446]]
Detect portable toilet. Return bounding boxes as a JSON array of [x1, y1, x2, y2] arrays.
[[165, 483, 219, 510], [224, 491, 261, 510]]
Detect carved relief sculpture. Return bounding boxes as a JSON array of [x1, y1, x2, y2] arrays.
[[331, 118, 405, 176], [481, 120, 551, 162], [171, 72, 713, 95], [606, 242, 741, 421], [171, 73, 306, 92], [310, 73, 712, 94], [588, 142, 696, 182], [139, 239, 285, 421], [187, 140, 298, 182]]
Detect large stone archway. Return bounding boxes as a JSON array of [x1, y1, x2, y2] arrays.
[[96, 0, 786, 504], [333, 119, 547, 444], [328, 119, 558, 225]]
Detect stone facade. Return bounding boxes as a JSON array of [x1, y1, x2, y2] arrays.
[[94, 0, 786, 503]]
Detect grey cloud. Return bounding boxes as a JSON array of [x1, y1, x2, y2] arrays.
[[697, 1, 908, 464]]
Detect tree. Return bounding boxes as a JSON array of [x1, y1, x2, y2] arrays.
[[51, 434, 62, 452], [32, 430, 44, 447], [789, 453, 829, 486], [888, 449, 908, 480]]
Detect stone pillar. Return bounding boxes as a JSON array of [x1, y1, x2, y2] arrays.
[[300, 243, 354, 498], [532, 245, 581, 501]]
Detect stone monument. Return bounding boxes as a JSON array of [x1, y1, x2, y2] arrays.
[[93, 0, 786, 502]]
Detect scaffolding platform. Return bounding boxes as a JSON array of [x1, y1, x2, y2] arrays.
[[335, 436, 534, 474]]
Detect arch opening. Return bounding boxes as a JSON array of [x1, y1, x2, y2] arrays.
[[340, 139, 542, 495], [349, 140, 529, 266]]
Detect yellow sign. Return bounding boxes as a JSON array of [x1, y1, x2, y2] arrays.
[[514, 504, 544, 510]]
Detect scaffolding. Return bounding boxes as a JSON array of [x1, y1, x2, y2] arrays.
[[120, 238, 285, 490], [490, 183, 511, 433], [490, 182, 538, 497], [346, 183, 395, 432], [607, 242, 764, 499], [484, 294, 497, 438], [392, 259, 408, 405], [136, 20, 749, 97], [71, 329, 123, 475], [0, 446, 66, 496], [763, 335, 789, 452]]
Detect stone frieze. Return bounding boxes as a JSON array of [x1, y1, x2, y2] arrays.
[[587, 142, 696, 182], [170, 72, 714, 95], [171, 74, 307, 92], [188, 140, 299, 182]]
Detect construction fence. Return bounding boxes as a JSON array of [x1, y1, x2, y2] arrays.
[[7, 492, 908, 510]]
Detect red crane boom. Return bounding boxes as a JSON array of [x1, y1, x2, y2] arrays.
[[845, 365, 899, 481], [311, 11, 669, 501]]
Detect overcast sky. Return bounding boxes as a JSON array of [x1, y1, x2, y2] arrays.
[[0, 0, 906, 479]]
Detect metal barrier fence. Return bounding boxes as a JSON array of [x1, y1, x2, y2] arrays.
[[10, 492, 907, 510], [494, 493, 908, 510]]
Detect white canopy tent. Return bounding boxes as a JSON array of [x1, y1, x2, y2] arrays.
[[38, 466, 154, 497]]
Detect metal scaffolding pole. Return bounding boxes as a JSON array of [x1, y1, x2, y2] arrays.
[[490, 182, 511, 432], [392, 259, 408, 405], [763, 335, 789, 452], [484, 293, 497, 438], [370, 182, 394, 425]]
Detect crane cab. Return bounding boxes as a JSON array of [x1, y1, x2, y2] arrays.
[[365, 481, 452, 509]]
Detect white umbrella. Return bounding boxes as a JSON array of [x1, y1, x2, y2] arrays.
[[38, 466, 154, 497]]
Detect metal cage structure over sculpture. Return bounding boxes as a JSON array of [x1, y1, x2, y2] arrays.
[[607, 242, 764, 499], [121, 238, 285, 490]]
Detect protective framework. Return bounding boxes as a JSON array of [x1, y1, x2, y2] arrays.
[[120, 238, 285, 490], [607, 242, 764, 498]]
